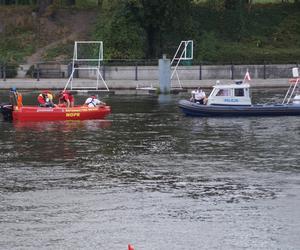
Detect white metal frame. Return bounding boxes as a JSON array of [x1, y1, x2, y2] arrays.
[[282, 77, 299, 104], [282, 67, 299, 104], [171, 40, 193, 89], [64, 41, 109, 91]]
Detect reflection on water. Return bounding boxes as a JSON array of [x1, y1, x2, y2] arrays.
[[0, 90, 299, 250], [13, 120, 112, 132]]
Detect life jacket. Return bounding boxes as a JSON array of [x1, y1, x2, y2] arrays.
[[42, 90, 53, 101], [38, 93, 49, 104], [10, 91, 23, 108], [17, 93, 23, 108], [47, 93, 53, 101]]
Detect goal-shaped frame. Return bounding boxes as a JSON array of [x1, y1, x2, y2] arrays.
[[171, 40, 193, 89], [64, 41, 109, 91]]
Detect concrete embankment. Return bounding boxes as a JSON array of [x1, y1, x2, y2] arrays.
[[0, 78, 291, 91]]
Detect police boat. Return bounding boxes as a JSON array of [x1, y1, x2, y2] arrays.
[[178, 77, 300, 117]]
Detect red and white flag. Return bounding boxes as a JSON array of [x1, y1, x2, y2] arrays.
[[128, 244, 135, 250], [243, 70, 251, 82]]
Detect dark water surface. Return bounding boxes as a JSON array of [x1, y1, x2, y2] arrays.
[[0, 89, 299, 250]]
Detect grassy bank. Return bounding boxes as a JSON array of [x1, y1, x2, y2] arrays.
[[0, 2, 300, 66]]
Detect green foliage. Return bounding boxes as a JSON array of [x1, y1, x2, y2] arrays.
[[0, 62, 18, 78], [1, 1, 300, 65], [43, 43, 73, 61], [196, 31, 220, 63], [124, 0, 193, 58], [195, 42, 300, 64], [46, 1, 300, 63], [190, 2, 300, 63], [0, 7, 36, 63], [272, 13, 300, 47], [25, 64, 35, 77], [70, 0, 99, 8], [93, 1, 145, 59], [5, 63, 18, 78], [0, 31, 35, 63]]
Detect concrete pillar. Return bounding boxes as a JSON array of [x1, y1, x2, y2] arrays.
[[159, 55, 171, 94]]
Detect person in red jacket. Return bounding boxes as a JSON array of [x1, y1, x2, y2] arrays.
[[37, 91, 55, 107], [58, 90, 74, 107]]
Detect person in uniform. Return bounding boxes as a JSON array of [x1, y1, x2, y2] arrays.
[[190, 87, 207, 104], [83, 95, 106, 108]]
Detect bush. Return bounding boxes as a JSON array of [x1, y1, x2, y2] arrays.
[[43, 43, 73, 61], [195, 31, 221, 63], [93, 3, 145, 59], [0, 63, 18, 78]]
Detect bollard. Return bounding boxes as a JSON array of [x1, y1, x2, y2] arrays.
[[135, 63, 138, 81], [199, 64, 202, 80], [37, 63, 40, 81], [159, 54, 171, 94], [3, 65, 6, 81]]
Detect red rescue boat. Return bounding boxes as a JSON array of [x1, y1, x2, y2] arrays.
[[12, 105, 111, 122]]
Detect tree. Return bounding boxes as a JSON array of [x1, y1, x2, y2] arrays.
[[126, 0, 192, 58], [37, 0, 53, 14], [208, 0, 248, 41], [65, 0, 75, 5]]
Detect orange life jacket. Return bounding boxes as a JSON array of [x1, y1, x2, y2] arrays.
[[17, 93, 23, 108]]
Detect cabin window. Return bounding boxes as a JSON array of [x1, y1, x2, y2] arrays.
[[216, 89, 230, 96], [234, 88, 244, 97]]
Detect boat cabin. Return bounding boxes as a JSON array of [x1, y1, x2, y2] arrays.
[[206, 81, 252, 106]]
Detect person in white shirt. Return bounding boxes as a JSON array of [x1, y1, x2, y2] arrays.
[[190, 87, 206, 104], [84, 95, 106, 108]]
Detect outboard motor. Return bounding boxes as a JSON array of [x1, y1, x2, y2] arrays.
[[0, 103, 13, 121]]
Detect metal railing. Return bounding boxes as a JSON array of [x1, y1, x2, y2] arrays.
[[0, 0, 101, 7], [0, 61, 299, 81]]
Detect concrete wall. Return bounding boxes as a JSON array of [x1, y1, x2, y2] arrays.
[[79, 64, 298, 80], [102, 66, 158, 80], [14, 63, 298, 81]]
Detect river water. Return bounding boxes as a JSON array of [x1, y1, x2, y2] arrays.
[[0, 89, 299, 250]]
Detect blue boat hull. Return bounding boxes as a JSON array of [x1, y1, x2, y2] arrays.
[[178, 100, 300, 117]]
